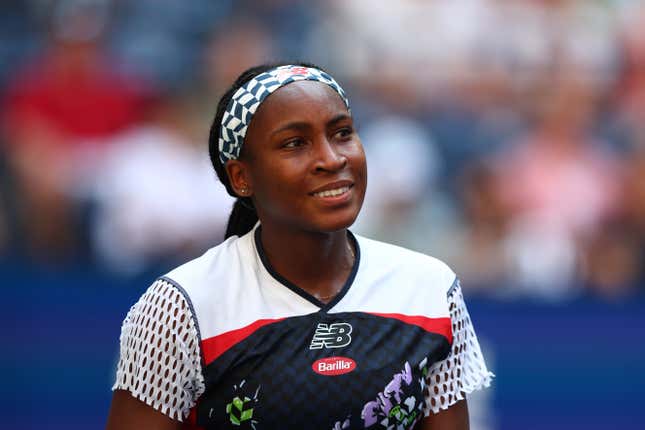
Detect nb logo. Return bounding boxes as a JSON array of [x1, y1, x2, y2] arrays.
[[309, 323, 352, 349]]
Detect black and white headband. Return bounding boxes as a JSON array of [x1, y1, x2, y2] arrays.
[[218, 65, 350, 164]]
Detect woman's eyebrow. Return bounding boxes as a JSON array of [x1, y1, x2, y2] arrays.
[[270, 113, 351, 137], [271, 121, 309, 137], [327, 113, 352, 127]]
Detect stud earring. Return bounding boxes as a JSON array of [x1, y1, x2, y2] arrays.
[[239, 185, 248, 196]]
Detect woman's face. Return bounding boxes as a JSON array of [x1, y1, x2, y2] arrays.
[[236, 80, 367, 233]]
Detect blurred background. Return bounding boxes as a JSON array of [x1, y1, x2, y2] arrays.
[[1, 0, 644, 429]]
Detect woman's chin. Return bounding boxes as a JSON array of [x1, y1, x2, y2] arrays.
[[308, 211, 361, 233]]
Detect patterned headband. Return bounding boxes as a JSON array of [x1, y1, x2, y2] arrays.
[[218, 65, 350, 164]]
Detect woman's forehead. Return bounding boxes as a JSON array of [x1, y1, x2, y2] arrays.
[[253, 80, 350, 126]]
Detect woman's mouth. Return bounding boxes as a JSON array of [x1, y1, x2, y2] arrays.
[[312, 186, 351, 198]]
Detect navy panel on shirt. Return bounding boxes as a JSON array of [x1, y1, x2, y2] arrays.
[[196, 312, 450, 429]]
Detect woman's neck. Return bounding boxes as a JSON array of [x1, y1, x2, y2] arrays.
[[258, 223, 355, 302]]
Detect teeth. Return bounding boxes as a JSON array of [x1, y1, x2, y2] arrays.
[[314, 186, 350, 198]]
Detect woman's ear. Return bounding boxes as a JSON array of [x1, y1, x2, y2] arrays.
[[225, 160, 253, 198]]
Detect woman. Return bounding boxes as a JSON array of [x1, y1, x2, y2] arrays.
[[106, 64, 493, 430]]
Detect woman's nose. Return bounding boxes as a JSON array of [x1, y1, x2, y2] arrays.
[[314, 139, 347, 172]]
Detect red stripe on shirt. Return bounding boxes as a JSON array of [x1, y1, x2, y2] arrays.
[[367, 313, 453, 344], [201, 318, 285, 364]]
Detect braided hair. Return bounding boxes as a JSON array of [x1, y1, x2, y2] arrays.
[[208, 62, 320, 239]]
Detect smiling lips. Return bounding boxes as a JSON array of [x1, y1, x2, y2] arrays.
[[310, 182, 353, 199], [313, 186, 351, 198]]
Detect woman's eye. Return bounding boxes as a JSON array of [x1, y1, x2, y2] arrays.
[[334, 127, 354, 140], [283, 138, 305, 149]]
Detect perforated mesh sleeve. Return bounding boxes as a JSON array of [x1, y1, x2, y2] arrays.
[[424, 280, 494, 415], [112, 279, 205, 421]]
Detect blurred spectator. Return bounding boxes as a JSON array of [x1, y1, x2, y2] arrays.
[[1, 0, 149, 262], [202, 18, 275, 97], [0, 1, 41, 88], [581, 149, 645, 297], [622, 151, 645, 247], [352, 115, 466, 263], [110, 0, 232, 87], [454, 162, 511, 292], [91, 90, 233, 275], [237, 0, 318, 61], [355, 116, 441, 233], [492, 81, 621, 298], [612, 2, 645, 152], [309, 0, 492, 87], [581, 221, 642, 299], [575, 2, 645, 299]]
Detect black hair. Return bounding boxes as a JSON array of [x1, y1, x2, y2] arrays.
[[208, 62, 321, 239]]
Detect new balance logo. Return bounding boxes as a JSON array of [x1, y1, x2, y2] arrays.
[[309, 323, 352, 349]]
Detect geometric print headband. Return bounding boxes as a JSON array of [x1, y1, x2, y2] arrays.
[[218, 65, 351, 164]]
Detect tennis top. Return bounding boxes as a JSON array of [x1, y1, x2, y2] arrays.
[[113, 225, 493, 429]]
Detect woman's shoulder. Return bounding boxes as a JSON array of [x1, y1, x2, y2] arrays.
[[354, 233, 457, 294], [162, 231, 255, 295]]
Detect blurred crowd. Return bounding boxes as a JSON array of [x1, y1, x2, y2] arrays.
[[1, 0, 644, 300]]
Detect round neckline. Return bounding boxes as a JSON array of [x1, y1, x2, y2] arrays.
[[253, 226, 361, 311]]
